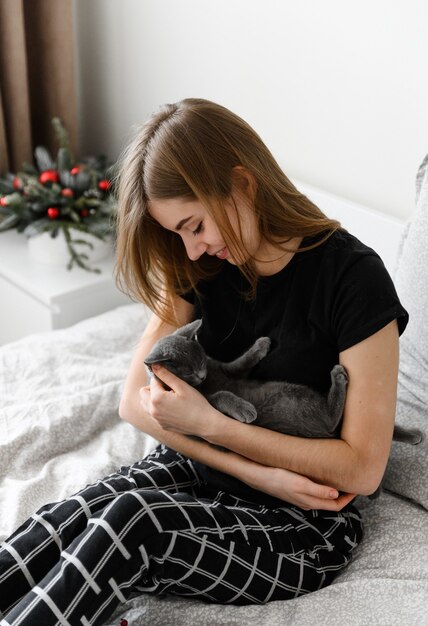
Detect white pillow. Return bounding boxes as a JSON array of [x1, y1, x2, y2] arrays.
[[383, 154, 428, 508]]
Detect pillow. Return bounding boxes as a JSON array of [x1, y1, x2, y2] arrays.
[[383, 154, 428, 509]]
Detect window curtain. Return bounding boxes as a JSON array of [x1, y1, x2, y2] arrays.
[[0, 0, 77, 174]]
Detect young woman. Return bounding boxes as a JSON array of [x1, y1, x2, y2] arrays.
[[0, 98, 408, 624]]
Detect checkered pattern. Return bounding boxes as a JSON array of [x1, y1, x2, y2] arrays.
[[0, 445, 363, 625]]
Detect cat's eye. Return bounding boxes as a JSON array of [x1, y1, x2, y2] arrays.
[[192, 221, 203, 236]]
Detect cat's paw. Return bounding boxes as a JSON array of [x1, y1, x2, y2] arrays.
[[253, 337, 271, 358], [208, 391, 257, 424], [331, 364, 348, 386], [239, 401, 258, 423]]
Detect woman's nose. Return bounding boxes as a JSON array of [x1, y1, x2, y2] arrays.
[[185, 240, 208, 261]]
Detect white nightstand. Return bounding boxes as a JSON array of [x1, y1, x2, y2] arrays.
[[0, 230, 132, 346]]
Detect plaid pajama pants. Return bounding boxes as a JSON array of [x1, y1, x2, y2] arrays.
[[0, 445, 363, 626]]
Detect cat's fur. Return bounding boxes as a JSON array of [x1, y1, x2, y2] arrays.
[[145, 319, 423, 497]]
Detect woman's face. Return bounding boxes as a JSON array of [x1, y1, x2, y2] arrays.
[[148, 194, 261, 266]]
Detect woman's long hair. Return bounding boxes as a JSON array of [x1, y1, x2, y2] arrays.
[[114, 98, 341, 324]]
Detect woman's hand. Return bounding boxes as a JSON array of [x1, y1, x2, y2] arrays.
[[242, 461, 356, 511], [139, 364, 217, 437], [139, 365, 356, 511]]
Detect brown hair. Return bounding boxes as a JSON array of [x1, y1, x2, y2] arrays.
[[114, 98, 341, 325]]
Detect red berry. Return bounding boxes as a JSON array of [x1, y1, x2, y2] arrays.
[[13, 177, 22, 190], [70, 166, 81, 175], [47, 207, 60, 219], [120, 620, 128, 626], [98, 179, 110, 191], [61, 187, 74, 197], [80, 209, 89, 218], [39, 169, 59, 184], [0, 196, 8, 207]]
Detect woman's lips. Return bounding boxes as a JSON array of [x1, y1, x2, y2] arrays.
[[216, 247, 228, 259]]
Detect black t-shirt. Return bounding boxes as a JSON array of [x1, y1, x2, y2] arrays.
[[183, 230, 408, 392], [181, 229, 409, 503]]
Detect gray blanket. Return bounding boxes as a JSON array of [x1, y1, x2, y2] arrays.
[[1, 303, 427, 625]]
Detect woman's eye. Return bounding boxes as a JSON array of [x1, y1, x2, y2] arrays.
[[192, 221, 203, 236]]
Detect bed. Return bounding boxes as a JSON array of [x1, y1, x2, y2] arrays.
[[1, 167, 428, 625]]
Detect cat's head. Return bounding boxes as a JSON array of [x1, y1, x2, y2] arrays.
[[144, 319, 207, 386]]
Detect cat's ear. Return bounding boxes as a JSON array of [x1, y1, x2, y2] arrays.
[[173, 319, 202, 340]]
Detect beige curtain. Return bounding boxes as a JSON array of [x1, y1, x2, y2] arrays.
[[0, 0, 77, 174]]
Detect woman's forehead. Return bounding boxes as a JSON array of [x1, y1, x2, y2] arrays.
[[148, 197, 204, 229]]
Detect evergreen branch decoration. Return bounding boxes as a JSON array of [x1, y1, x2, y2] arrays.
[[0, 118, 116, 272]]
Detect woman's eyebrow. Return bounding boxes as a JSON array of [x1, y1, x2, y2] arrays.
[[175, 216, 194, 231]]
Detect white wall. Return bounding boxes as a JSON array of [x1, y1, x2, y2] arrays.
[[74, 0, 428, 220]]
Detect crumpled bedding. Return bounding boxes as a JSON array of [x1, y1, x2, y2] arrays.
[[1, 303, 427, 625], [0, 303, 157, 540]]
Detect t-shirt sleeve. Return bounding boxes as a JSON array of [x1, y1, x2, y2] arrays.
[[330, 253, 409, 352]]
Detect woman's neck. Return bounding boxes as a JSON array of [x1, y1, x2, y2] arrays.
[[254, 237, 303, 276]]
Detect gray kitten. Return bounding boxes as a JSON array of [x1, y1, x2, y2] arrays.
[[145, 319, 423, 497]]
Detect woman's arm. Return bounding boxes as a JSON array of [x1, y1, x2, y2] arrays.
[[132, 384, 354, 510], [119, 299, 353, 510], [119, 297, 194, 419], [149, 320, 399, 497], [202, 320, 400, 496]]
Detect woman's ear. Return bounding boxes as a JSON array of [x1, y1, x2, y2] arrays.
[[231, 166, 257, 202]]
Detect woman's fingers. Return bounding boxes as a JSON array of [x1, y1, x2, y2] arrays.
[[298, 491, 356, 511], [139, 366, 212, 436], [151, 364, 181, 392], [310, 482, 339, 500], [334, 492, 357, 508], [296, 476, 356, 510], [295, 475, 337, 500], [266, 467, 356, 511]]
